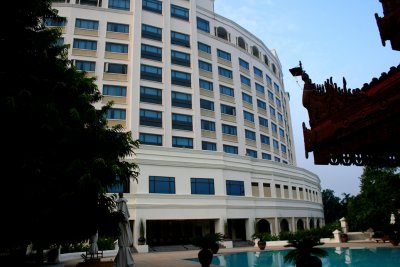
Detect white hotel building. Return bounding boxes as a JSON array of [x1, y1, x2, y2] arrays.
[[51, 0, 324, 249]]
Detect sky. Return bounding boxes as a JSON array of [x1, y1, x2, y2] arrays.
[[213, 0, 399, 197]]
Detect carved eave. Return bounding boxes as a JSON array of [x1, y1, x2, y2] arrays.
[[302, 65, 400, 166], [375, 0, 400, 51]]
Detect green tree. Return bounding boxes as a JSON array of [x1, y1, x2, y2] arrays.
[[347, 166, 400, 231], [322, 189, 347, 224], [0, 0, 139, 262]]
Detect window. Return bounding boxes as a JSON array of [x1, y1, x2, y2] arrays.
[[171, 50, 190, 67], [259, 117, 268, 127], [75, 60, 95, 71], [273, 139, 279, 150], [171, 31, 190, 47], [172, 91, 192, 109], [268, 90, 274, 101], [223, 145, 238, 154], [171, 4, 189, 21], [279, 128, 285, 138], [140, 86, 162, 104], [73, 39, 97, 50], [243, 110, 254, 122], [171, 70, 191, 87], [172, 136, 193, 148], [75, 18, 98, 30], [226, 180, 244, 196], [220, 85, 234, 97], [172, 113, 192, 131], [275, 98, 282, 108], [262, 153, 271, 160], [216, 27, 228, 40], [45, 17, 66, 27], [260, 134, 270, 145], [141, 44, 162, 61], [253, 66, 263, 77], [274, 157, 281, 162], [255, 83, 265, 94], [220, 104, 235, 116], [199, 79, 213, 91], [257, 99, 267, 110], [239, 58, 249, 69], [278, 113, 284, 122], [246, 149, 257, 158], [200, 99, 214, 111], [107, 22, 129, 33], [252, 46, 260, 58], [142, 0, 162, 13], [198, 60, 212, 72], [103, 85, 126, 96], [281, 144, 287, 153], [218, 67, 232, 79], [109, 0, 130, 10], [242, 92, 252, 104], [222, 124, 237, 135], [217, 49, 231, 61], [106, 42, 128, 53], [149, 176, 175, 194], [201, 120, 215, 131], [264, 55, 269, 65], [191, 178, 215, 195], [274, 82, 280, 93], [245, 129, 256, 140], [197, 17, 210, 33], [266, 75, 272, 86], [106, 108, 126, 120], [271, 122, 278, 134], [140, 109, 162, 127], [272, 63, 277, 74], [240, 75, 251, 86], [269, 106, 276, 117], [105, 63, 127, 74], [142, 24, 162, 41], [139, 133, 162, 146], [141, 64, 162, 82], [237, 36, 246, 50], [198, 42, 211, 54], [202, 141, 216, 151]]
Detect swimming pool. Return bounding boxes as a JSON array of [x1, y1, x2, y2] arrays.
[[185, 247, 400, 267]]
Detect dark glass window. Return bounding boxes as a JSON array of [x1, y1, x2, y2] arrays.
[[107, 22, 129, 33], [259, 117, 268, 127], [142, 0, 162, 13], [171, 4, 189, 21], [75, 60, 95, 71], [202, 141, 216, 151], [106, 42, 128, 53], [141, 44, 162, 61], [226, 180, 244, 196], [266, 74, 272, 86], [109, 0, 130, 10], [273, 139, 279, 150], [271, 122, 278, 133], [245, 129, 256, 140], [199, 79, 213, 91], [255, 83, 265, 94], [139, 133, 162, 146], [191, 178, 215, 195], [274, 82, 280, 93], [149, 176, 175, 194], [217, 49, 231, 61], [171, 70, 191, 87], [75, 18, 98, 30], [103, 85, 127, 96], [275, 157, 281, 162], [262, 153, 271, 160], [240, 75, 251, 86], [199, 60, 212, 72], [253, 66, 263, 77], [140, 86, 162, 104], [172, 136, 193, 148], [200, 99, 214, 111], [171, 31, 190, 47], [197, 17, 210, 33], [141, 64, 162, 82], [198, 42, 211, 53], [223, 145, 238, 154], [278, 113, 284, 122], [279, 128, 285, 138], [239, 58, 249, 69], [142, 24, 162, 41], [260, 134, 270, 145], [222, 124, 237, 135], [45, 17, 66, 27], [268, 90, 274, 101], [220, 85, 234, 97], [201, 120, 215, 131], [172, 91, 192, 109], [281, 144, 287, 153], [242, 92, 252, 104], [106, 108, 126, 120], [172, 113, 192, 131], [269, 106, 276, 116], [105, 63, 127, 74], [246, 149, 257, 158], [257, 99, 267, 110], [218, 67, 233, 79], [171, 50, 190, 67], [140, 109, 162, 127], [220, 104, 235, 116], [243, 111, 254, 122], [73, 39, 97, 50], [275, 97, 282, 108]]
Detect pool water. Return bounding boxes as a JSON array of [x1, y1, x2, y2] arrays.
[[185, 247, 400, 267]]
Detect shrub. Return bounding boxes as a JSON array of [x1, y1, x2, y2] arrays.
[[97, 237, 116, 250], [60, 242, 89, 253]]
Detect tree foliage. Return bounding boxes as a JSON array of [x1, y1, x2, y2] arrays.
[[347, 166, 400, 231], [0, 0, 139, 256], [321, 189, 346, 224]]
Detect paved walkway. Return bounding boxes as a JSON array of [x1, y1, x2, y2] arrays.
[[64, 241, 397, 267]]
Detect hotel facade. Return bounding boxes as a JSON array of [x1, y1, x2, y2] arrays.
[[51, 0, 324, 250]]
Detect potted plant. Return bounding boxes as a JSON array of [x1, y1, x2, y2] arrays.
[[284, 236, 327, 267], [340, 233, 348, 243], [192, 233, 222, 267], [251, 232, 267, 250], [138, 219, 146, 245]]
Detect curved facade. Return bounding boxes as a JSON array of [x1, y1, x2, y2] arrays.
[[52, 0, 324, 249]]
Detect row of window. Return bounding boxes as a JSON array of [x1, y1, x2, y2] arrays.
[[143, 0, 189, 21], [53, 0, 130, 11]]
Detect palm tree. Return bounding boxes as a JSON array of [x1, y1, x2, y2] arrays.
[[284, 236, 328, 267]]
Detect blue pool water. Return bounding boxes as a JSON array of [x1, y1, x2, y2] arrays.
[[185, 247, 400, 267]]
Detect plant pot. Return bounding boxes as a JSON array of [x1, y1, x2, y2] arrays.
[[340, 234, 348, 243], [257, 241, 266, 250], [210, 242, 219, 254], [198, 249, 213, 267], [296, 255, 322, 267]]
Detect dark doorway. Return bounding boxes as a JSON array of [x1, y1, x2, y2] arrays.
[[256, 219, 271, 233], [280, 219, 289, 232], [228, 219, 246, 241]]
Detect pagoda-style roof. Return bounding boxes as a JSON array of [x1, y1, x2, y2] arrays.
[[375, 0, 400, 51], [301, 64, 400, 166]]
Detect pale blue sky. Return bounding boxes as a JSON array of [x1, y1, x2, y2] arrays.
[[213, 0, 399, 196]]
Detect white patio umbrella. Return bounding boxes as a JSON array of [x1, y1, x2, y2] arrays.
[[390, 212, 396, 225], [114, 193, 135, 267]]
